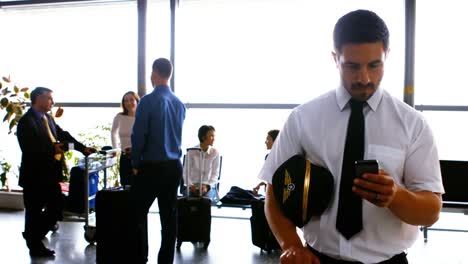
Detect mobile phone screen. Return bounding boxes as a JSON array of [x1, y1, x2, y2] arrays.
[[354, 160, 379, 178]]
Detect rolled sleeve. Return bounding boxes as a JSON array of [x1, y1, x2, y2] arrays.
[[208, 153, 220, 186], [131, 100, 148, 168], [111, 115, 119, 148], [404, 120, 444, 193]]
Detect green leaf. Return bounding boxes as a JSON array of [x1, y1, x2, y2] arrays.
[[9, 119, 17, 132], [14, 85, 19, 93], [0, 97, 8, 107], [1, 172, 6, 187], [3, 112, 12, 122], [6, 103, 13, 112], [24, 92, 30, 99], [14, 105, 23, 115]]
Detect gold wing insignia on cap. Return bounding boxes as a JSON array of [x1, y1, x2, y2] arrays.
[[302, 160, 311, 223], [283, 169, 294, 204]]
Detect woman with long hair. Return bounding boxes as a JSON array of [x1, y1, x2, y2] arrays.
[[111, 91, 140, 186]]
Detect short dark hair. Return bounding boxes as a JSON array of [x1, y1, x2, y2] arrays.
[[121, 91, 140, 115], [268, 129, 280, 142], [198, 125, 215, 143], [333, 9, 389, 53], [30, 87, 53, 105], [152, 58, 173, 79]]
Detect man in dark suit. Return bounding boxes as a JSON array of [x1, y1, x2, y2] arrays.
[[17, 87, 95, 257]]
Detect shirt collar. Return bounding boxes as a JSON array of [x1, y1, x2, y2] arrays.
[[30, 107, 45, 119], [154, 85, 171, 92], [335, 85, 383, 112], [195, 144, 212, 155]]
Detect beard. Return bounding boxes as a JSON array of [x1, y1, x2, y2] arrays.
[[351, 82, 375, 91], [345, 81, 380, 101]]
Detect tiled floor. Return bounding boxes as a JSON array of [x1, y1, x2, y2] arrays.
[[1, 207, 467, 264]]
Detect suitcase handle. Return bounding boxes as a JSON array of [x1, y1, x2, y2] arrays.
[[187, 147, 202, 151], [185, 148, 203, 197]]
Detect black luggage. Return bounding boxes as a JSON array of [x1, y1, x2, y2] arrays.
[[66, 166, 99, 214], [250, 199, 281, 252], [95, 188, 147, 263], [220, 186, 264, 205], [176, 147, 212, 250]]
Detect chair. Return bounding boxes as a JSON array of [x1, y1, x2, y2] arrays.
[[421, 160, 468, 242], [211, 156, 223, 203], [178, 155, 187, 197], [178, 154, 223, 205]]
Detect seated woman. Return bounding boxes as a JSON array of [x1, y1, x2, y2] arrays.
[[111, 91, 140, 187], [253, 129, 279, 195], [184, 125, 220, 201]]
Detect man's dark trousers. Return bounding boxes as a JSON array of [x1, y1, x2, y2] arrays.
[[23, 181, 63, 247], [131, 160, 182, 264]]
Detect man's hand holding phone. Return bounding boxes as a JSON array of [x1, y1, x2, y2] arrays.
[[53, 142, 65, 154], [352, 160, 398, 207]]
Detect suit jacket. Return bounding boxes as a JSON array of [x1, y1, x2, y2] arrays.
[[17, 108, 86, 187]]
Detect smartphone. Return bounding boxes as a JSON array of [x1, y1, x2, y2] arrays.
[[355, 160, 379, 178], [54, 141, 69, 152]]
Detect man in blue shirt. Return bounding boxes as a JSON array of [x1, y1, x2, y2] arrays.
[[131, 58, 186, 264]]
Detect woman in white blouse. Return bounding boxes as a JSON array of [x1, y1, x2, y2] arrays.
[[111, 91, 140, 186], [184, 125, 220, 200]]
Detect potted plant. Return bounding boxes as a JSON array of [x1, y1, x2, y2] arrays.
[[76, 124, 120, 187], [0, 157, 11, 190], [0, 155, 23, 209], [0, 75, 63, 134], [0, 75, 29, 134], [0, 76, 25, 208]]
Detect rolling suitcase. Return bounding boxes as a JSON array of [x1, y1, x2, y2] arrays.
[[250, 199, 281, 252], [176, 147, 212, 250], [66, 166, 99, 214], [95, 188, 148, 263]]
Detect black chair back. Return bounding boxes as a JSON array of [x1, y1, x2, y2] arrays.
[[440, 160, 468, 203]]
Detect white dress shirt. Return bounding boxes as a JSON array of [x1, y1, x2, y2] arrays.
[[111, 114, 135, 150], [184, 144, 220, 187], [258, 86, 444, 263]]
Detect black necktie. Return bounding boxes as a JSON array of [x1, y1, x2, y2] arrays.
[[336, 99, 365, 240]]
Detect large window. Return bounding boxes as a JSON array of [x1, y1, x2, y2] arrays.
[[175, 0, 405, 104], [182, 108, 291, 190], [175, 0, 405, 192], [0, 1, 409, 193], [421, 111, 468, 160], [415, 0, 468, 106], [415, 0, 468, 160], [0, 0, 171, 189], [146, 0, 171, 88], [0, 1, 138, 103]]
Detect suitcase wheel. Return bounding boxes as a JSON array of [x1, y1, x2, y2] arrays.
[[84, 225, 96, 244], [50, 222, 59, 232], [203, 241, 210, 250], [176, 241, 182, 250]]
